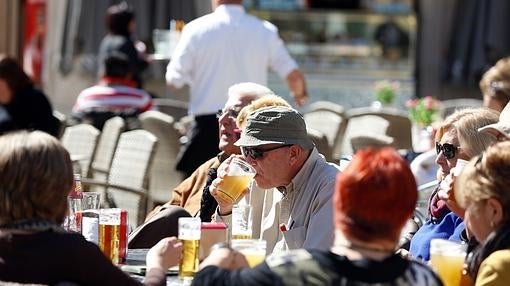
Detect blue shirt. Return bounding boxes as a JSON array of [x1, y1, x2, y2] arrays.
[[409, 211, 464, 261]]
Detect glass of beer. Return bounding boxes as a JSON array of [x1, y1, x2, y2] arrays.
[[178, 217, 201, 280], [232, 204, 252, 239], [231, 239, 267, 268], [430, 238, 467, 286], [216, 158, 256, 203]]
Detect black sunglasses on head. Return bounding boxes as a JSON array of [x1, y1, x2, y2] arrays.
[[435, 142, 460, 159], [241, 144, 293, 160]]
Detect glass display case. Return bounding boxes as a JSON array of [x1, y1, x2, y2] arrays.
[[249, 9, 417, 109]]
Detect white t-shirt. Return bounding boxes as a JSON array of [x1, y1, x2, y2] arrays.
[[166, 4, 298, 116]]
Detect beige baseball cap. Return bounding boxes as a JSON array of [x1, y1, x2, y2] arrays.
[[478, 102, 510, 139]]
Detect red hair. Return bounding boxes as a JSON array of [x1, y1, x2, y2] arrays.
[[334, 147, 417, 243]]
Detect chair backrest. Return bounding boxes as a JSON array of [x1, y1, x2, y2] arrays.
[[152, 98, 189, 120], [307, 127, 333, 162], [342, 107, 412, 155], [91, 116, 125, 176], [108, 130, 158, 227], [139, 111, 182, 204], [439, 98, 483, 119], [61, 124, 100, 177], [303, 101, 347, 160], [53, 110, 67, 139]]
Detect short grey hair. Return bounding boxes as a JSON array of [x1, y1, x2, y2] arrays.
[[228, 82, 275, 101]]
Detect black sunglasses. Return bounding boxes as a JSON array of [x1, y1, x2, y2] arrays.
[[435, 142, 460, 159], [241, 144, 293, 160], [216, 108, 241, 119]]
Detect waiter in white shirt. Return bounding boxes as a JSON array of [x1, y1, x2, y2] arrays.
[[166, 0, 308, 178]]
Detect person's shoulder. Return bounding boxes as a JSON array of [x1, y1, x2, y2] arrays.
[[482, 249, 510, 270], [266, 248, 315, 268]]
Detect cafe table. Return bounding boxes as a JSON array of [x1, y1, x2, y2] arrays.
[[122, 249, 192, 286]]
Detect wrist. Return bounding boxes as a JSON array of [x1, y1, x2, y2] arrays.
[[218, 205, 232, 216]]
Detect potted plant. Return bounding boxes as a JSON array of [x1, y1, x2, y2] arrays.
[[406, 96, 440, 152], [373, 80, 400, 107]]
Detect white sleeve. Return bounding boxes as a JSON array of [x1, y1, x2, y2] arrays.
[[165, 26, 195, 88], [266, 22, 298, 79]]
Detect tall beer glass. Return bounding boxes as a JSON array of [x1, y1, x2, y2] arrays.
[[216, 158, 256, 203], [232, 204, 252, 239], [178, 217, 201, 279]]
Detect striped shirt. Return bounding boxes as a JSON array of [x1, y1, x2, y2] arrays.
[[72, 84, 152, 115]]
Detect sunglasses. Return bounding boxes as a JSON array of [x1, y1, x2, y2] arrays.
[[241, 144, 293, 160], [435, 142, 460, 159], [216, 107, 241, 120]]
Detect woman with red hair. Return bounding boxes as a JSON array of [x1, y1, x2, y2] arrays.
[[192, 147, 441, 286]]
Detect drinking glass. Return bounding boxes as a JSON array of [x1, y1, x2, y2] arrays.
[[231, 239, 267, 268], [232, 204, 252, 239], [430, 238, 467, 286], [178, 217, 201, 280], [81, 192, 101, 244], [216, 158, 256, 204]]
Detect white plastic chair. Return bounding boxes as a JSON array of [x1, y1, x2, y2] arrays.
[[61, 123, 100, 177], [139, 111, 183, 204]]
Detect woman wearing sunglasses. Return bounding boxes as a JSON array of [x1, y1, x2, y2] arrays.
[[409, 108, 498, 261]]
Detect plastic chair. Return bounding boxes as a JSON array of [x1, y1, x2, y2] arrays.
[[61, 124, 100, 177], [303, 101, 347, 160], [439, 98, 483, 119], [139, 111, 183, 204], [53, 110, 67, 139], [342, 106, 412, 155], [82, 130, 158, 228], [88, 117, 125, 203], [307, 127, 333, 162]]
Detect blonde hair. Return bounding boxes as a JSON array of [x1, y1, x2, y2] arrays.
[[236, 95, 291, 129], [456, 141, 510, 222], [0, 131, 73, 225], [480, 57, 510, 105], [435, 108, 498, 157]]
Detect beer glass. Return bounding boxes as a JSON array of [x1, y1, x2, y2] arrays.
[[178, 217, 201, 279], [99, 208, 128, 264], [81, 192, 101, 244], [430, 238, 467, 286], [216, 158, 256, 204], [232, 204, 252, 239], [231, 239, 267, 268]]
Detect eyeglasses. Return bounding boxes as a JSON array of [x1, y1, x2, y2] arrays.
[[435, 142, 460, 159], [216, 108, 241, 120], [241, 144, 293, 160]]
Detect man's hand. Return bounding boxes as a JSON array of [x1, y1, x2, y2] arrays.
[[146, 237, 183, 270], [200, 247, 249, 270]]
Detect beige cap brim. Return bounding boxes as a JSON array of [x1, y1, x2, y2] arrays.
[[478, 123, 510, 139]]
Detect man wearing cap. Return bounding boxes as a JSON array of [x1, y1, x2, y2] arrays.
[[478, 102, 510, 141], [210, 106, 340, 253]]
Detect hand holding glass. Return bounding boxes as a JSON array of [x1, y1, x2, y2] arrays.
[[216, 158, 256, 204]]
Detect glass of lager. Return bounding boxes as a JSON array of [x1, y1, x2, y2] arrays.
[[216, 158, 256, 204], [430, 238, 467, 286], [232, 204, 252, 239], [231, 239, 267, 268], [178, 217, 201, 280]]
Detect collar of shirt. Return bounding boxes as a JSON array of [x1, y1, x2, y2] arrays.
[[214, 4, 245, 17]]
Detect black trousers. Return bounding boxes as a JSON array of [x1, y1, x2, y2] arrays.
[[176, 114, 219, 178]]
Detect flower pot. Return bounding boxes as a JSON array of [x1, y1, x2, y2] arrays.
[[412, 124, 434, 153]]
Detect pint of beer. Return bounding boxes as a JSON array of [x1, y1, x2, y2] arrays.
[[217, 158, 256, 203], [99, 208, 128, 264], [178, 217, 201, 279]]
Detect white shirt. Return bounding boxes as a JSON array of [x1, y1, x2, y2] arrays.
[[166, 4, 298, 116]]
